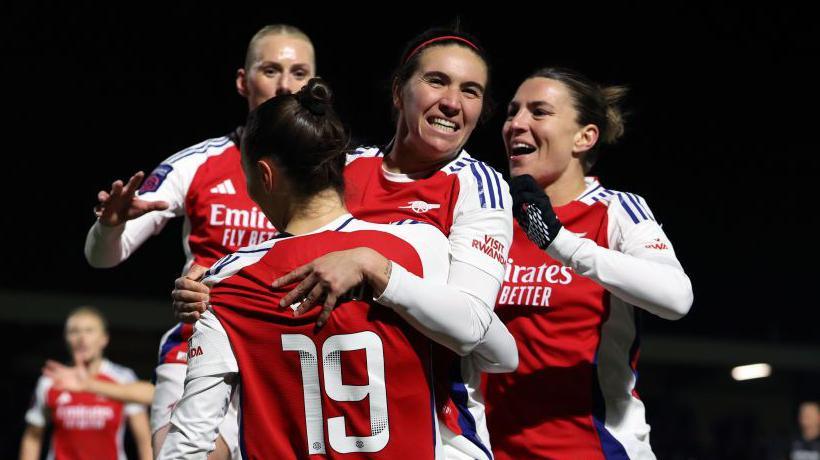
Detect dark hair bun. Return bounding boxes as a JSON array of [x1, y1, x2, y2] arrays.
[[298, 78, 332, 115]]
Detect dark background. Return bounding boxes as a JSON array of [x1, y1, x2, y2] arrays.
[[2, 3, 817, 459]]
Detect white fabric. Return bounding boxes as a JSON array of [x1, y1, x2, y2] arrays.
[[547, 184, 693, 320], [84, 136, 234, 269]]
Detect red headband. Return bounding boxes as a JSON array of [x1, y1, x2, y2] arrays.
[[404, 35, 479, 63]]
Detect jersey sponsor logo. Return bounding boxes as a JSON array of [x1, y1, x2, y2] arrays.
[[56, 405, 115, 430], [210, 179, 237, 195], [139, 164, 173, 194], [645, 238, 669, 250], [210, 204, 278, 248], [188, 345, 204, 358], [498, 285, 554, 307], [503, 258, 573, 285], [399, 200, 441, 213], [210, 204, 275, 230], [498, 258, 574, 307], [471, 235, 506, 264]]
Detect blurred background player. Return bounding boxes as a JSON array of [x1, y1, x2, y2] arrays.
[[160, 78, 454, 458], [788, 401, 820, 460], [486, 67, 693, 459], [19, 307, 152, 460], [83, 24, 316, 459], [172, 27, 518, 460]]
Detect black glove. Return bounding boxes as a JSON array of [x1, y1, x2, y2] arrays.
[[510, 175, 563, 250]]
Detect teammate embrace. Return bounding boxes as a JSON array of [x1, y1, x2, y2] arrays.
[[25, 22, 692, 460]]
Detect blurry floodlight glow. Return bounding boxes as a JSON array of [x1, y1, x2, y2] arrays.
[[731, 363, 772, 381]]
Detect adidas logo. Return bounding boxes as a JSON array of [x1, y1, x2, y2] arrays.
[[210, 179, 236, 195]]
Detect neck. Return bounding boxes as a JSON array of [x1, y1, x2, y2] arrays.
[[85, 356, 103, 375], [383, 124, 459, 175], [544, 163, 587, 207], [284, 188, 348, 235]]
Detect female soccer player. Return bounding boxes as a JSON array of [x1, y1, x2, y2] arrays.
[[19, 307, 152, 460], [160, 77, 457, 458], [84, 24, 316, 459], [486, 67, 694, 459], [173, 28, 518, 460]]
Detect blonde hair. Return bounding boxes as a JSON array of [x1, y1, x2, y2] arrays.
[[244, 24, 314, 71]]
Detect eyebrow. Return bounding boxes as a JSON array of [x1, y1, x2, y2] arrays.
[[528, 100, 555, 110], [256, 61, 312, 69], [423, 70, 486, 94]]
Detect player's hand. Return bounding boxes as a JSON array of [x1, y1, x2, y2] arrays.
[[510, 174, 563, 250], [94, 171, 170, 226], [172, 264, 210, 323], [273, 248, 381, 327], [43, 352, 90, 392]]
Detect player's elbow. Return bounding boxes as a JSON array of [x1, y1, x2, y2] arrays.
[[657, 275, 694, 321], [85, 256, 121, 269]]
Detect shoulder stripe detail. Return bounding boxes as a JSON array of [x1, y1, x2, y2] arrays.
[[469, 164, 487, 208], [579, 184, 603, 201], [167, 137, 232, 164], [625, 193, 649, 221], [630, 193, 655, 220], [477, 162, 497, 208], [465, 160, 505, 209], [392, 219, 423, 225], [616, 193, 657, 224], [490, 164, 504, 208], [334, 216, 355, 231], [579, 186, 617, 206], [448, 160, 469, 173], [209, 254, 240, 276], [617, 194, 640, 223]]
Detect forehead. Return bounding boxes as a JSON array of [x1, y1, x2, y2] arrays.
[[253, 34, 315, 65], [513, 77, 574, 107], [66, 313, 104, 330], [416, 44, 487, 84], [801, 403, 820, 415]]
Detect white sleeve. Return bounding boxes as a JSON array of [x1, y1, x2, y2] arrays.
[[547, 193, 693, 320], [375, 168, 517, 369], [158, 374, 235, 459], [24, 376, 51, 427], [158, 311, 238, 459], [84, 149, 198, 268], [448, 164, 513, 283], [378, 261, 518, 370], [120, 367, 146, 416]]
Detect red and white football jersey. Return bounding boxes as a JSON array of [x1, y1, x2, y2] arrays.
[[344, 147, 512, 459], [160, 214, 450, 458], [25, 359, 144, 460], [487, 178, 689, 460], [85, 131, 277, 367], [131, 131, 277, 270]]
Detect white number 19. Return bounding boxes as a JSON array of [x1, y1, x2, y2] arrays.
[[281, 331, 389, 454]]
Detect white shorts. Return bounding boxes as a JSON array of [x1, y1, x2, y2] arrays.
[[153, 328, 241, 459]]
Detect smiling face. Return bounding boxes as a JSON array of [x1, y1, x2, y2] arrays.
[[504, 77, 596, 189], [393, 44, 487, 166]]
